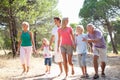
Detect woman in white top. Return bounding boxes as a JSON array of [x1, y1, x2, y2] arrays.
[[75, 25, 89, 78]]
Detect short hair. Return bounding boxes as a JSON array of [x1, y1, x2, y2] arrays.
[[76, 25, 84, 33], [22, 21, 30, 30], [54, 17, 61, 23], [87, 23, 95, 29]]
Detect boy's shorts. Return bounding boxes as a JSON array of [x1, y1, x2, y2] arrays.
[[78, 53, 87, 67]]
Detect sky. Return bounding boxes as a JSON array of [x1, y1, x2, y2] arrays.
[[57, 0, 84, 23]]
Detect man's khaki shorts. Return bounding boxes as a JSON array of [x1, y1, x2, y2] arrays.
[[93, 47, 107, 62]]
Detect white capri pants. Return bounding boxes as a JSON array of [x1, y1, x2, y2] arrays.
[[20, 46, 32, 66]]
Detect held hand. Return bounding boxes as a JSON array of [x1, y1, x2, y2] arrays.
[[16, 50, 20, 55], [33, 49, 40, 57], [33, 48, 37, 54], [16, 48, 20, 55], [49, 46, 52, 50], [35, 50, 39, 54], [72, 44, 76, 51]]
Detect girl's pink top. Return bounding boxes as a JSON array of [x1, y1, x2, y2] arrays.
[[58, 26, 73, 46]]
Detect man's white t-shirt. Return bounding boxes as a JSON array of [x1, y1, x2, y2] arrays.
[[51, 26, 62, 62], [52, 26, 59, 50]]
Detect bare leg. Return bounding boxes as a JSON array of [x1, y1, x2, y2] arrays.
[[101, 62, 106, 74], [68, 54, 74, 75], [61, 53, 68, 77], [93, 55, 99, 75], [84, 66, 87, 74], [45, 65, 48, 73], [26, 66, 29, 72], [58, 62, 63, 76], [84, 66, 89, 77], [81, 66, 84, 75], [21, 64, 26, 75], [48, 66, 51, 74]]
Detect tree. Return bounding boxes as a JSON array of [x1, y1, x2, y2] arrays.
[[112, 20, 120, 51], [0, 0, 60, 57], [79, 0, 120, 54]]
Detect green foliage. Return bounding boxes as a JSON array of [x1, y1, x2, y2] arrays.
[[69, 23, 78, 34], [70, 23, 78, 29], [0, 28, 11, 49], [79, 0, 120, 21], [112, 20, 120, 50], [79, 0, 120, 53], [0, 0, 61, 49]]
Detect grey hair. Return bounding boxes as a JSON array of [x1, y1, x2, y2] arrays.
[[22, 21, 30, 30], [87, 23, 95, 29]]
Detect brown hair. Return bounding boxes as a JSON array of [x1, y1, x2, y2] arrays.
[[54, 17, 61, 23]]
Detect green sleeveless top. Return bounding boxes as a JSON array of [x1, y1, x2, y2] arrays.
[[21, 31, 32, 46]]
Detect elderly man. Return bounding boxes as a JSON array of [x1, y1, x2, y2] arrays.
[[83, 24, 107, 79]]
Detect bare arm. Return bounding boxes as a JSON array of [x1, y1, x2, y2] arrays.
[[83, 30, 102, 43], [83, 38, 99, 43], [49, 35, 55, 46], [29, 32, 36, 52], [57, 31, 60, 50], [37, 45, 44, 52], [71, 31, 76, 49], [71, 32, 75, 45]]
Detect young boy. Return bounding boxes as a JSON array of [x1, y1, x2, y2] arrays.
[[75, 25, 89, 78]]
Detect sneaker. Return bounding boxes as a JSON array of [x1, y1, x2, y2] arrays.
[[93, 74, 99, 79], [85, 73, 89, 78], [101, 73, 106, 77]]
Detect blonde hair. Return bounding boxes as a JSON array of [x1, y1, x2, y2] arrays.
[[62, 17, 68, 28], [76, 25, 84, 33], [42, 38, 49, 45], [22, 21, 30, 30]]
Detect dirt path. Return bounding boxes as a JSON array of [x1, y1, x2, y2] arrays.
[[0, 53, 120, 80]]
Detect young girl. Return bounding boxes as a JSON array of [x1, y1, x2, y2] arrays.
[[75, 25, 89, 78], [38, 38, 52, 74]]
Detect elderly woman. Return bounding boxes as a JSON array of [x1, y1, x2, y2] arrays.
[[17, 21, 36, 74]]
